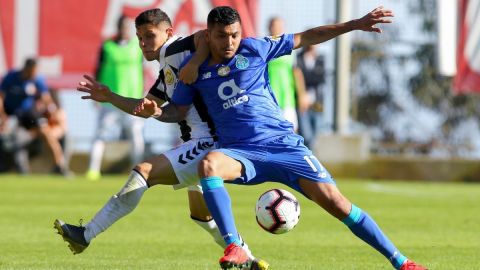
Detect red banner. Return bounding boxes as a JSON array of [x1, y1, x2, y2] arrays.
[[454, 0, 480, 94], [0, 0, 257, 88]]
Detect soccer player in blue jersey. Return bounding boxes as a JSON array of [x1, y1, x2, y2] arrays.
[[55, 9, 268, 270], [137, 6, 428, 270]]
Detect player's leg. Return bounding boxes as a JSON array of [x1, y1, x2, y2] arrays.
[[198, 151, 251, 269], [262, 134, 425, 270], [83, 154, 179, 239], [298, 179, 426, 270], [165, 139, 267, 269], [86, 107, 116, 180], [38, 124, 68, 175], [187, 185, 225, 248], [55, 154, 178, 254], [163, 139, 238, 250]]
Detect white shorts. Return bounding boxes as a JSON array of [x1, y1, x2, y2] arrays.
[[163, 137, 217, 190]]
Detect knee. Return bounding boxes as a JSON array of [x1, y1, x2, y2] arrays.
[[198, 152, 222, 178], [133, 162, 151, 180]]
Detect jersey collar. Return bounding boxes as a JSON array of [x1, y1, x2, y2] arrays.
[[158, 35, 179, 70]]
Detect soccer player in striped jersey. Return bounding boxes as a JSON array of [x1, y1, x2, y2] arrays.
[[141, 6, 427, 270], [54, 8, 267, 270]]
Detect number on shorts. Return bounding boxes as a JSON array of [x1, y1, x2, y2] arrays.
[[303, 155, 324, 173]]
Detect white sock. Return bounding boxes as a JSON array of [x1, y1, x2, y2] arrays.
[[192, 219, 255, 259], [88, 140, 105, 172], [192, 218, 226, 248], [238, 234, 254, 260], [84, 170, 147, 243]]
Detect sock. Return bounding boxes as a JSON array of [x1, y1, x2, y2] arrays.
[[200, 176, 240, 246], [343, 204, 407, 269], [192, 218, 226, 248], [238, 234, 254, 260], [88, 140, 105, 173], [84, 170, 148, 243]]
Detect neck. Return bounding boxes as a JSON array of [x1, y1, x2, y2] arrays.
[[209, 54, 224, 65]]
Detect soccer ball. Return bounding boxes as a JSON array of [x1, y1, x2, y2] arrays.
[[255, 189, 300, 234]]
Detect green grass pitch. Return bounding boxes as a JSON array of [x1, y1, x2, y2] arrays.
[[0, 174, 479, 269]]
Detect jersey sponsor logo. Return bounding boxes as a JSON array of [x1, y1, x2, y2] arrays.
[[201, 72, 212, 79], [217, 66, 230, 76], [217, 79, 249, 109], [235, 54, 249, 69], [165, 69, 175, 85]]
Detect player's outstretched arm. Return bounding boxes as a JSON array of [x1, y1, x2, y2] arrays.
[[178, 30, 209, 84], [77, 74, 155, 117], [133, 98, 188, 123], [293, 6, 394, 49]]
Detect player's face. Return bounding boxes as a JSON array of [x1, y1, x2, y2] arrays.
[[22, 65, 37, 80], [269, 18, 284, 36], [136, 22, 173, 61], [206, 22, 242, 62]]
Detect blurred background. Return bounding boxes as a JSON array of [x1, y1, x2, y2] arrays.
[[0, 0, 478, 181]]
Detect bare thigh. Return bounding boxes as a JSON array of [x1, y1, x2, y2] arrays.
[[134, 154, 179, 186]]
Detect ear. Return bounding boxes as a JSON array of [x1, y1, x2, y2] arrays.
[[166, 27, 173, 37], [205, 30, 211, 43]]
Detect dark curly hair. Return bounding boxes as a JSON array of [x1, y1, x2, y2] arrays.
[[207, 6, 241, 28]]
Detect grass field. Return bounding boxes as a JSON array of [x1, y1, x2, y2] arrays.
[[0, 174, 479, 270]]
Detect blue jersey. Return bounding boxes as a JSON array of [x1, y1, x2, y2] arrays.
[[0, 70, 48, 115], [173, 34, 296, 146]]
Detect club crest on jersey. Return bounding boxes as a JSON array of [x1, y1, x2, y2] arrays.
[[235, 54, 249, 69], [202, 72, 212, 80], [165, 69, 175, 85], [217, 66, 230, 76], [267, 35, 281, 41]]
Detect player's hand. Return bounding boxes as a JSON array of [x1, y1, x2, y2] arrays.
[[355, 6, 394, 33], [178, 62, 199, 84], [77, 75, 112, 102], [133, 98, 162, 117]]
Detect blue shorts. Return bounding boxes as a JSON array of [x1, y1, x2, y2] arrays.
[[214, 134, 336, 194]]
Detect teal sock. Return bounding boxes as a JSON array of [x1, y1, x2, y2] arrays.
[[343, 204, 407, 269], [200, 176, 240, 246]]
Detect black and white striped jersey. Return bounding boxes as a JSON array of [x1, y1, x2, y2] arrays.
[[148, 34, 215, 142]]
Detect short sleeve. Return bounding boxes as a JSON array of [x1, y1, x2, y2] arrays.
[[171, 81, 196, 106], [247, 34, 294, 63], [148, 72, 168, 101], [0, 72, 12, 93], [35, 76, 48, 94]]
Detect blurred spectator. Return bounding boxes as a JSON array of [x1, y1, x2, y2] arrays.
[[40, 88, 68, 162], [296, 45, 328, 148], [0, 58, 69, 175], [267, 16, 308, 132], [86, 15, 145, 181]]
